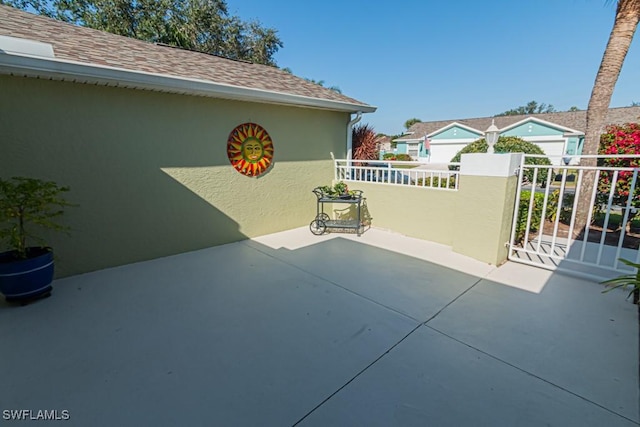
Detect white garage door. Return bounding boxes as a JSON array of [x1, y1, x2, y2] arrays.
[[430, 140, 566, 164], [429, 143, 468, 163], [532, 140, 565, 164]]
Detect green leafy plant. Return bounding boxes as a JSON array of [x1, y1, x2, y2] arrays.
[[546, 190, 575, 224], [317, 185, 333, 195], [395, 154, 412, 161], [333, 181, 348, 194], [317, 182, 351, 198], [449, 136, 552, 184], [515, 190, 545, 243], [0, 177, 72, 259], [601, 258, 640, 304], [416, 176, 457, 189], [592, 212, 622, 231], [382, 153, 397, 160]]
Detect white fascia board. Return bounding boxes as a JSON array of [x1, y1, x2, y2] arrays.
[[518, 135, 568, 142], [393, 137, 422, 142], [500, 116, 581, 134], [428, 121, 483, 138], [430, 138, 478, 145], [0, 52, 377, 113]]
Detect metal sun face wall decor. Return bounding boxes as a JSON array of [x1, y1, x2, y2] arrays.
[[227, 122, 274, 177]]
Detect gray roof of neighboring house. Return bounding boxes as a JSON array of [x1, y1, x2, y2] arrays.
[[0, 5, 375, 113], [396, 107, 640, 141]]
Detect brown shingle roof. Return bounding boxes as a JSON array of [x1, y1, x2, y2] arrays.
[[0, 5, 374, 111], [397, 107, 640, 140]]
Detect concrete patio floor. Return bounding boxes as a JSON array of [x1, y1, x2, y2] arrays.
[[1, 227, 638, 426]]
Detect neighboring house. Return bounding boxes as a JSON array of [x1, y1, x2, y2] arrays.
[[0, 5, 375, 276], [375, 135, 392, 152], [393, 107, 640, 164]]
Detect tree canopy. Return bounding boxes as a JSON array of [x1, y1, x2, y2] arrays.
[[495, 101, 556, 116], [404, 118, 422, 129], [302, 78, 342, 94], [1, 0, 283, 65], [449, 136, 551, 184]]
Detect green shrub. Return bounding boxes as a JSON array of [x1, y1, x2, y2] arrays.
[[449, 136, 551, 184], [546, 190, 559, 222], [515, 190, 545, 243], [559, 203, 574, 224], [416, 176, 456, 188], [592, 212, 622, 230], [382, 153, 397, 160], [546, 190, 575, 224], [395, 154, 413, 161]]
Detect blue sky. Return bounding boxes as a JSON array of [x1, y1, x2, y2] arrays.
[[229, 0, 639, 135]]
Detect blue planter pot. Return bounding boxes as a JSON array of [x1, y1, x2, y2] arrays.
[[0, 247, 54, 302]]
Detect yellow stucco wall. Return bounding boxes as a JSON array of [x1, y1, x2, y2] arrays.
[[0, 75, 348, 276], [349, 176, 517, 266], [452, 175, 518, 265], [349, 182, 458, 246]]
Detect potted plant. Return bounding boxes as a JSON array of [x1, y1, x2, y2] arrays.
[[317, 182, 348, 199], [0, 177, 72, 303], [601, 258, 640, 305], [333, 181, 352, 199]]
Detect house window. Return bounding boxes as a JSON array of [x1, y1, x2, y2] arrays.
[[406, 143, 419, 158]]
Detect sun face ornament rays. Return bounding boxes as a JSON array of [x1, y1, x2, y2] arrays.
[[227, 123, 274, 177]]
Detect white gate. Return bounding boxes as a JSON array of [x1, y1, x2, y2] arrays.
[[508, 155, 640, 280]]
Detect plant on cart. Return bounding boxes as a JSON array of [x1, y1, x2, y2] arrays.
[[333, 181, 348, 195], [317, 182, 352, 198]]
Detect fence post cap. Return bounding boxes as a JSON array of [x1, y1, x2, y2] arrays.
[[460, 153, 523, 177]]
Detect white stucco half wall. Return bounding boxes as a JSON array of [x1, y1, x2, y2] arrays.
[[460, 153, 523, 178]]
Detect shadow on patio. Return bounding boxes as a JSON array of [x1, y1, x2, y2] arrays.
[[1, 228, 638, 426]]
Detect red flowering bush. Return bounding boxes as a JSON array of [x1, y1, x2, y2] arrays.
[[597, 123, 640, 207]]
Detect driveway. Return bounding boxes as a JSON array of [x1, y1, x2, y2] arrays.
[[1, 228, 637, 426]]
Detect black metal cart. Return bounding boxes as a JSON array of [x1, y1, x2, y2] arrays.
[[310, 187, 364, 236]]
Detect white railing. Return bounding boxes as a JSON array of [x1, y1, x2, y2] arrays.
[[334, 159, 460, 191], [508, 154, 640, 277]]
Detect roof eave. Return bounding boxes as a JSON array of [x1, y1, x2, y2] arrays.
[[499, 116, 581, 135], [0, 52, 377, 114], [392, 137, 422, 142]]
